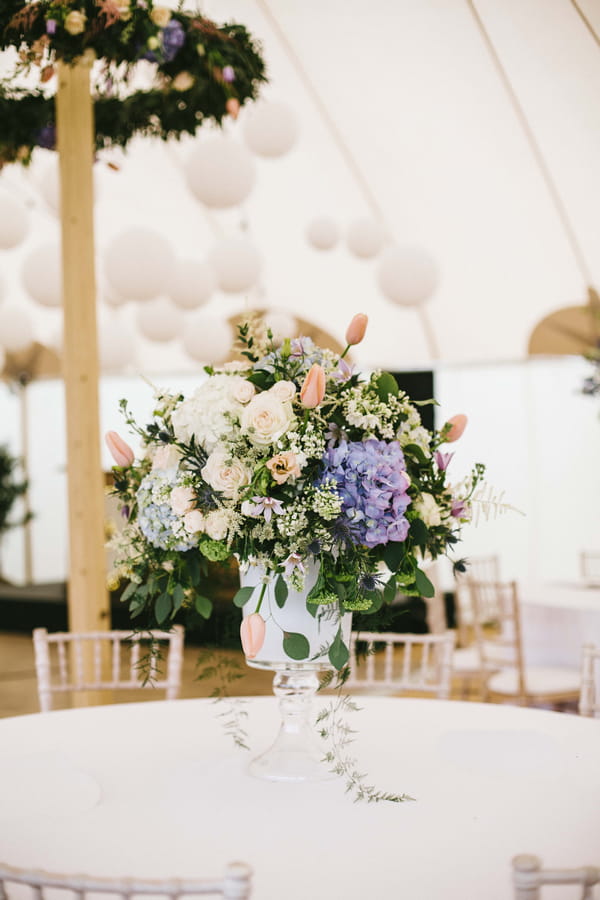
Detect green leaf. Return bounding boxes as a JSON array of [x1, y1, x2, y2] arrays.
[[414, 568, 435, 598], [376, 371, 399, 401], [233, 585, 255, 608], [282, 632, 310, 661], [194, 594, 213, 619], [383, 541, 405, 572], [172, 583, 186, 613], [186, 553, 201, 586], [328, 627, 350, 670], [120, 581, 138, 604], [403, 443, 428, 464], [274, 575, 288, 609], [155, 591, 173, 625], [410, 518, 429, 548], [383, 577, 397, 604]]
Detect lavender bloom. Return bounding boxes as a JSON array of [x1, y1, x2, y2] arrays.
[[46, 19, 57, 34], [320, 439, 411, 548], [284, 552, 305, 579], [242, 495, 284, 523], [451, 499, 470, 519], [324, 422, 348, 448], [435, 450, 454, 471], [222, 65, 235, 82], [332, 358, 354, 383], [161, 19, 185, 61]]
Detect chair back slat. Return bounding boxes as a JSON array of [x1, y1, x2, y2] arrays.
[[347, 631, 456, 698], [32, 626, 185, 712], [579, 643, 600, 717], [512, 854, 600, 900]]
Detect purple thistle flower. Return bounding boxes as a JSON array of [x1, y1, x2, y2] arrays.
[[35, 124, 56, 150], [319, 439, 411, 549]]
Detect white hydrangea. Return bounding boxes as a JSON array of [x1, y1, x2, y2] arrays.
[[170, 375, 245, 452]]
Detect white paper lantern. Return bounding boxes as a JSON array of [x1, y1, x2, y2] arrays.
[[377, 245, 440, 306], [136, 297, 184, 343], [185, 137, 256, 209], [243, 100, 299, 158], [0, 188, 29, 249], [169, 259, 216, 309], [101, 284, 129, 308], [104, 227, 175, 302], [346, 217, 385, 259], [36, 158, 101, 215], [98, 317, 135, 372], [21, 242, 62, 307], [210, 236, 262, 294], [0, 306, 35, 353], [182, 315, 233, 363], [263, 310, 298, 343], [306, 216, 339, 251]]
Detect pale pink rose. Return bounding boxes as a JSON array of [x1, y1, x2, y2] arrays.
[[172, 71, 194, 92], [105, 431, 134, 467], [152, 444, 180, 470], [226, 98, 240, 119], [150, 5, 171, 26], [345, 313, 368, 346], [266, 451, 301, 484], [183, 510, 205, 534], [204, 509, 230, 540], [269, 380, 297, 402], [240, 393, 294, 446], [232, 380, 256, 404], [300, 363, 326, 408], [170, 486, 196, 515], [445, 414, 468, 443], [240, 613, 266, 659], [202, 449, 251, 499]]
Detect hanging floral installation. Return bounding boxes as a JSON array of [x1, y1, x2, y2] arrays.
[[0, 0, 267, 167]]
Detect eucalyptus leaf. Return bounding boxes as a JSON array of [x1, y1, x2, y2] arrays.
[[120, 581, 138, 604], [155, 591, 173, 625], [383, 541, 405, 572], [414, 568, 435, 598], [172, 583, 186, 613], [194, 594, 213, 619], [410, 518, 429, 548], [328, 628, 349, 670], [233, 586, 255, 608], [282, 632, 310, 660], [376, 371, 399, 401], [274, 575, 288, 609], [383, 578, 397, 604]]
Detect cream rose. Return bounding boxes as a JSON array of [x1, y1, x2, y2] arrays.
[[414, 492, 442, 527], [232, 380, 256, 404], [269, 380, 297, 403], [201, 449, 251, 499], [170, 485, 196, 515], [183, 510, 205, 534], [172, 71, 194, 92], [152, 444, 180, 470], [64, 10, 86, 34], [204, 509, 231, 541], [240, 393, 294, 447], [150, 6, 171, 26]]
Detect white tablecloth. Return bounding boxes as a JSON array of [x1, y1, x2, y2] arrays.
[[0, 697, 599, 899], [520, 582, 600, 668]]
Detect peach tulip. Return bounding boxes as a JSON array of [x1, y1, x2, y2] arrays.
[[240, 612, 266, 659], [225, 98, 240, 119], [300, 363, 326, 408], [105, 430, 135, 467], [345, 313, 368, 346], [444, 414, 468, 443]]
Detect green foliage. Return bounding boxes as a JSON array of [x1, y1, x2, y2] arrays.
[[282, 631, 310, 660], [0, 445, 29, 538], [0, 1, 267, 165]]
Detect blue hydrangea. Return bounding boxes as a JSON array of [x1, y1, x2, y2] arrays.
[[137, 471, 196, 552], [320, 439, 411, 548], [162, 20, 186, 62]]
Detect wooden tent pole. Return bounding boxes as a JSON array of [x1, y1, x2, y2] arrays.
[[56, 59, 110, 700]]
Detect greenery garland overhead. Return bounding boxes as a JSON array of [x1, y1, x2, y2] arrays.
[[0, 0, 267, 167]]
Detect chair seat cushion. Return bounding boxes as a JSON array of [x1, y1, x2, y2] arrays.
[[452, 647, 482, 673], [488, 665, 581, 697]]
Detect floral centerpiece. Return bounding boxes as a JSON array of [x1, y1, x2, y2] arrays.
[[107, 313, 483, 673]]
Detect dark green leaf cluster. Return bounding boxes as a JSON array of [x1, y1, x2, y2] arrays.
[[0, 1, 266, 165], [0, 445, 30, 537]]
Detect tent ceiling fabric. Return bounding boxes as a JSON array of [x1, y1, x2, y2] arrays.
[[0, 0, 599, 373]]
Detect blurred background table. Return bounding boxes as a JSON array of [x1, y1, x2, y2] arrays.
[[520, 582, 600, 668], [0, 697, 598, 898]]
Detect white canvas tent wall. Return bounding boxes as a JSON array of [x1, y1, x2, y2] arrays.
[[0, 0, 598, 588]]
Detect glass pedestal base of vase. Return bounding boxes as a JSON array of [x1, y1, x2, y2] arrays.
[[247, 667, 334, 783]]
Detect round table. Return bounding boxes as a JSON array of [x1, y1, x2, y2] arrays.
[[520, 582, 600, 668], [0, 696, 598, 899]]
